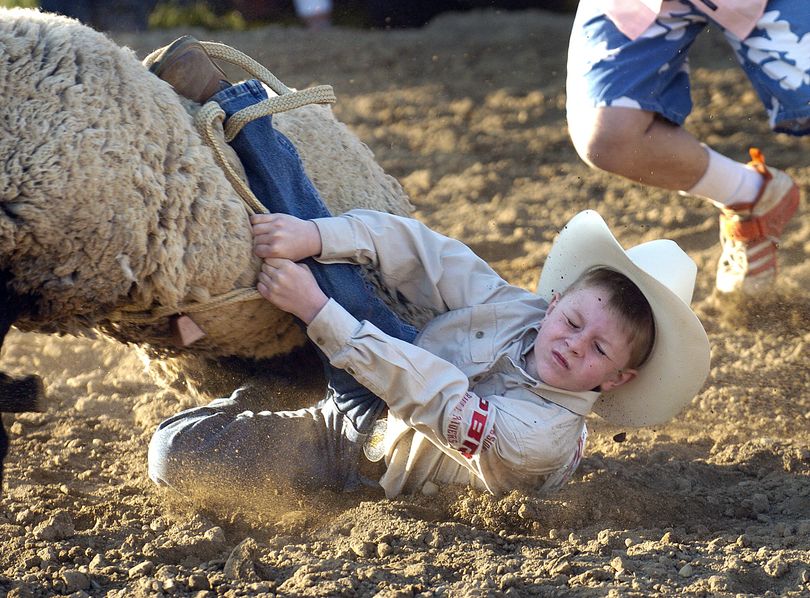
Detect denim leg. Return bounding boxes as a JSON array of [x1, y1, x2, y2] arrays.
[[212, 81, 417, 435], [148, 385, 367, 500]]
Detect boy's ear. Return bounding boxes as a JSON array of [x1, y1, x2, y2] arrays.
[[600, 368, 637, 392]]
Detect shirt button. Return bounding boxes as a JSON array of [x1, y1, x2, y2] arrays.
[[315, 337, 324, 345], [475, 331, 484, 339], [347, 367, 356, 376], [472, 375, 481, 383]]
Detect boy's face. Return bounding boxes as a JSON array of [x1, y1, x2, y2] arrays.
[[533, 287, 637, 393]]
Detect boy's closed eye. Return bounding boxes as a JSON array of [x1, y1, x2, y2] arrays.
[[564, 310, 613, 360]]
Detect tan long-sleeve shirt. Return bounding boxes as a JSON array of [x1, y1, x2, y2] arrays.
[[308, 210, 597, 497]]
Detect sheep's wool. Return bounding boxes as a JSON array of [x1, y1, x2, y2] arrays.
[[0, 8, 413, 361]]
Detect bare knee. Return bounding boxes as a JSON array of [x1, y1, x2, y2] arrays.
[[568, 107, 655, 175]]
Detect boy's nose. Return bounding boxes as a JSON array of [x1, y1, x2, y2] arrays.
[[566, 335, 586, 356]]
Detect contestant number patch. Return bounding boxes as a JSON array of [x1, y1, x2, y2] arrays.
[[447, 392, 494, 458]]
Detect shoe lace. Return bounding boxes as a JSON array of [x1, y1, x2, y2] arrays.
[[719, 230, 748, 276]]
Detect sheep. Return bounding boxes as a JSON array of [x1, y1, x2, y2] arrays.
[[0, 8, 416, 483]]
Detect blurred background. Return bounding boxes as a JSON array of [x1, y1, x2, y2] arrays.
[[1, 0, 576, 32]]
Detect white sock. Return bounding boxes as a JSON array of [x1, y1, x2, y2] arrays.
[[686, 146, 764, 208]]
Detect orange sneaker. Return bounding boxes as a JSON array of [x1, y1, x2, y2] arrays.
[[715, 148, 800, 294]]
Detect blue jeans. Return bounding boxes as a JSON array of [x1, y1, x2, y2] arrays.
[[148, 80, 416, 497]]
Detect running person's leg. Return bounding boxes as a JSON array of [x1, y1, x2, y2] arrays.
[[565, 0, 802, 293], [566, 0, 709, 189]]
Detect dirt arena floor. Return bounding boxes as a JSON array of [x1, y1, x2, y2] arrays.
[[1, 9, 809, 597]]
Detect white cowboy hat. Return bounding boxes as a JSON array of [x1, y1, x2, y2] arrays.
[[537, 210, 711, 427]]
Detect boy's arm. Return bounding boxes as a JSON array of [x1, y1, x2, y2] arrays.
[[313, 210, 530, 313], [309, 299, 559, 493]]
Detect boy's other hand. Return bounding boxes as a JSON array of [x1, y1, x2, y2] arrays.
[[257, 258, 328, 325], [251, 213, 322, 262]]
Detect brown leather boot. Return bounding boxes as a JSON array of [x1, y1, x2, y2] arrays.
[[149, 36, 229, 104]]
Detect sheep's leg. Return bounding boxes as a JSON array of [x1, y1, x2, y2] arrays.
[[0, 373, 45, 490], [0, 272, 43, 412], [0, 374, 45, 412], [0, 273, 45, 492]]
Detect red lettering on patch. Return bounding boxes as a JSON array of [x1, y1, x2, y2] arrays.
[[457, 394, 491, 458], [468, 410, 486, 442]]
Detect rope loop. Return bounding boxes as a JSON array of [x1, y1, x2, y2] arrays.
[[194, 102, 267, 215]]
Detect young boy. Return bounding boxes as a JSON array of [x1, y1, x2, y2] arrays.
[[146, 38, 711, 503], [250, 208, 710, 497]]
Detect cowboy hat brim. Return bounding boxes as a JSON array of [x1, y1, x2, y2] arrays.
[[537, 210, 711, 427]]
